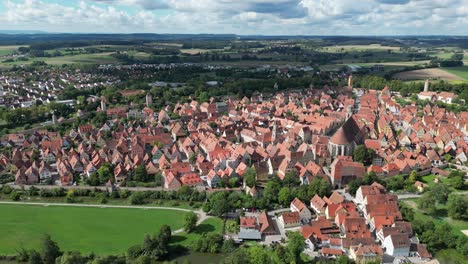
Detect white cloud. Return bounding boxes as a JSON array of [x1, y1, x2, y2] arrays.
[[0, 0, 467, 34]]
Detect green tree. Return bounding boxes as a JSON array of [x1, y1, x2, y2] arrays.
[[210, 192, 228, 217], [431, 183, 452, 204], [41, 235, 62, 264], [278, 187, 292, 207], [418, 191, 437, 215], [134, 165, 150, 182], [130, 192, 146, 205], [283, 170, 300, 187], [408, 170, 419, 184], [447, 194, 468, 220], [286, 232, 305, 263], [248, 246, 270, 264], [97, 164, 113, 185], [244, 167, 257, 188], [184, 211, 198, 233], [353, 145, 374, 165], [158, 225, 172, 245], [28, 250, 43, 264], [57, 251, 87, 264], [451, 176, 464, 190]]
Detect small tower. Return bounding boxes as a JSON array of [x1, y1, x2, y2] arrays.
[[348, 75, 353, 88], [274, 82, 279, 90], [272, 122, 277, 141], [424, 79, 429, 92], [52, 113, 57, 125], [146, 92, 153, 106], [100, 97, 106, 112]]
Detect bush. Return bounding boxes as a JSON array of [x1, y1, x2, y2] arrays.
[[130, 192, 146, 205], [10, 191, 20, 201], [2, 185, 12, 194]]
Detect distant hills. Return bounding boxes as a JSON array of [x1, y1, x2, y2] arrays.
[[0, 30, 47, 34]]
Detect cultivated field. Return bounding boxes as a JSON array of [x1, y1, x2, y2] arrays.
[[318, 44, 401, 53], [0, 204, 187, 255], [393, 68, 466, 81], [441, 66, 468, 80], [180, 48, 217, 54]]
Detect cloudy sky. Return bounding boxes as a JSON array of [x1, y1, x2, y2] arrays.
[[0, 0, 467, 35]]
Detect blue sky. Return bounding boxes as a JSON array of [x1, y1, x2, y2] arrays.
[[0, 0, 467, 35]]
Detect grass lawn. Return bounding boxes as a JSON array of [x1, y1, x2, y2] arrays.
[[402, 197, 468, 236], [172, 218, 224, 248], [441, 66, 468, 80], [0, 204, 187, 255], [435, 249, 467, 264]]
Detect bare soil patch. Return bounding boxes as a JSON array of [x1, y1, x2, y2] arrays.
[[393, 68, 465, 81]]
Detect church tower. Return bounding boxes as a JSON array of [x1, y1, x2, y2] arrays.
[[424, 79, 429, 92], [100, 97, 106, 112], [348, 75, 353, 88], [146, 93, 153, 106]]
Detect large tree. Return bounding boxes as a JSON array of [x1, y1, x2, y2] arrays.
[[243, 167, 257, 188], [418, 191, 437, 215], [447, 194, 468, 220], [184, 211, 198, 233], [41, 235, 62, 264], [134, 164, 150, 182]]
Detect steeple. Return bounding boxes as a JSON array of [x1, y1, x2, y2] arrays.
[[348, 75, 353, 88], [100, 96, 106, 112], [424, 79, 429, 92], [146, 93, 153, 106]]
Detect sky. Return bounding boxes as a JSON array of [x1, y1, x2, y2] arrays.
[[0, 0, 467, 35]]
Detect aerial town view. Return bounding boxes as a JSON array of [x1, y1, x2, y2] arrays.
[[0, 1, 467, 264]]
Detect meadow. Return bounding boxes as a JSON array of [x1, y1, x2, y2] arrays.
[[0, 204, 187, 255], [441, 66, 468, 80]]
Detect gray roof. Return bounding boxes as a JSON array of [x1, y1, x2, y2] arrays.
[[238, 228, 262, 240]]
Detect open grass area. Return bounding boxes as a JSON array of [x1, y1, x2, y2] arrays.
[[402, 197, 468, 236], [0, 204, 187, 255], [172, 218, 224, 248], [435, 249, 467, 264], [441, 66, 468, 80]]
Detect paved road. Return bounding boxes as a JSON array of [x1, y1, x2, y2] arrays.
[[0, 201, 210, 235]]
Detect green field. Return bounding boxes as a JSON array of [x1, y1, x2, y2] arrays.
[[173, 217, 224, 247], [0, 52, 118, 68], [0, 45, 25, 56], [0, 204, 187, 255], [441, 66, 468, 80]]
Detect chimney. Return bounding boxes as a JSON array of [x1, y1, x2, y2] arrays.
[[424, 79, 429, 92], [348, 75, 353, 88]]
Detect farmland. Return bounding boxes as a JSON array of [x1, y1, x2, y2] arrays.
[[0, 204, 187, 255], [0, 45, 24, 56], [393, 68, 466, 81], [318, 44, 401, 53], [0, 52, 118, 68], [441, 66, 468, 80]]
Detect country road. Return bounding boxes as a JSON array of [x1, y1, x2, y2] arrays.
[[0, 201, 211, 234]]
